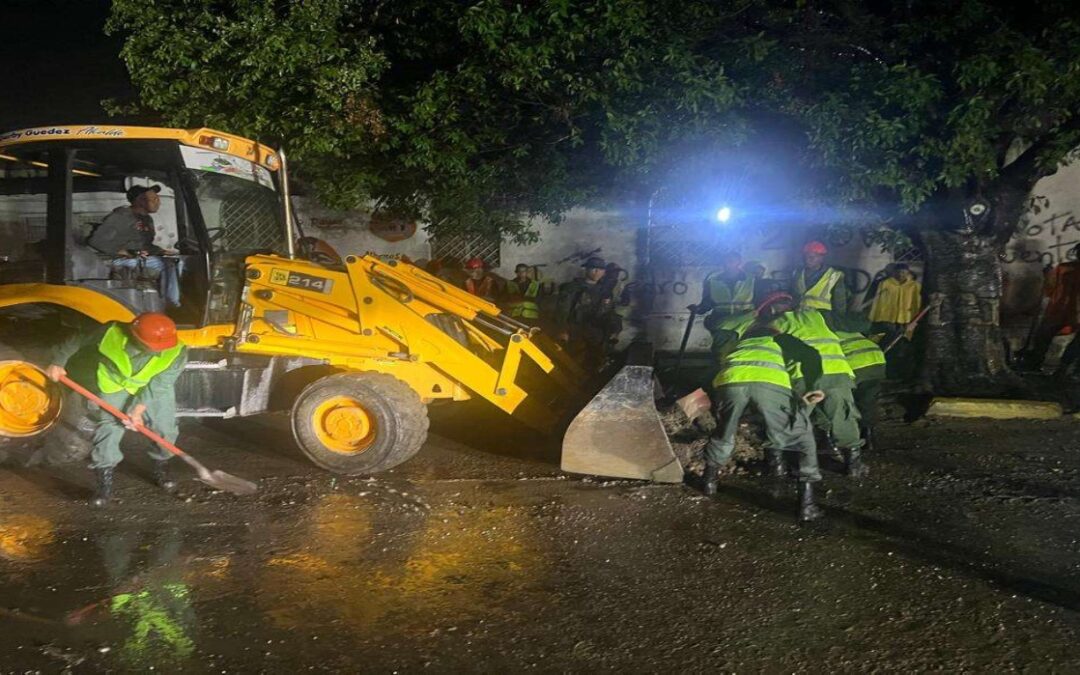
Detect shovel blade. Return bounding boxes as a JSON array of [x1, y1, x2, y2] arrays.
[[197, 470, 258, 496], [561, 365, 683, 482]]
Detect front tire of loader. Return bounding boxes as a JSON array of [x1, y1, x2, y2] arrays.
[[291, 372, 429, 475]]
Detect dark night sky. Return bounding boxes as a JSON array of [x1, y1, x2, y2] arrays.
[[0, 0, 134, 131]]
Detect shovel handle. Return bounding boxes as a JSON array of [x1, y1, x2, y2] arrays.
[[58, 374, 198, 469]]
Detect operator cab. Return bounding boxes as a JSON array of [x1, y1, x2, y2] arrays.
[[0, 126, 286, 326]]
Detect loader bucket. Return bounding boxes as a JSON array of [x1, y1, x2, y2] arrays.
[[561, 364, 683, 483]]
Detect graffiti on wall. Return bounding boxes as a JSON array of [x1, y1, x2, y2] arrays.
[[1005, 211, 1080, 267]]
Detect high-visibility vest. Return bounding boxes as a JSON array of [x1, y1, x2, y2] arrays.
[[97, 324, 183, 395], [705, 274, 755, 315], [715, 311, 756, 338], [770, 309, 855, 380], [506, 279, 540, 319], [837, 331, 887, 383], [795, 267, 844, 311], [713, 336, 792, 391]]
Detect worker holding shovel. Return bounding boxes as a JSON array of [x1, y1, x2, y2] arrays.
[[46, 313, 187, 507]]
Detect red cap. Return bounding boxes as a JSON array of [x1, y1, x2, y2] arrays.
[[464, 257, 486, 270], [755, 292, 794, 316], [130, 312, 178, 352], [803, 240, 828, 255]]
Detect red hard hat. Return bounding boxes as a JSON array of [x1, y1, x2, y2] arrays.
[[464, 257, 486, 270], [130, 312, 178, 352], [803, 240, 828, 255], [756, 292, 794, 316]]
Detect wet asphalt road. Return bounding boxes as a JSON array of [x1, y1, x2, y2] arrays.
[[3, 407, 1080, 672]]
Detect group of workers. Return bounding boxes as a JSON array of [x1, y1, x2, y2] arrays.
[[456, 255, 626, 368], [699, 241, 922, 521]]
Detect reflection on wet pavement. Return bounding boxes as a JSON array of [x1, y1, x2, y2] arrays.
[[0, 481, 548, 671], [259, 492, 542, 639], [0, 513, 56, 562]]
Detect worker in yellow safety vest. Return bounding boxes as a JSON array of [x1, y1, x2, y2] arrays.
[[792, 240, 848, 319], [47, 313, 188, 506], [770, 303, 869, 478], [837, 331, 887, 452], [695, 251, 756, 334], [504, 263, 542, 325], [704, 291, 827, 522]]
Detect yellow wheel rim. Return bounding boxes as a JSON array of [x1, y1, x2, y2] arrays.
[[312, 396, 376, 455], [0, 361, 60, 437]]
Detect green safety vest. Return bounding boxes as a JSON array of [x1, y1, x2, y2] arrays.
[[716, 311, 756, 338], [706, 274, 755, 316], [97, 324, 183, 395], [837, 331, 887, 382], [770, 309, 855, 380], [795, 267, 844, 311], [506, 279, 541, 319], [713, 336, 792, 391]]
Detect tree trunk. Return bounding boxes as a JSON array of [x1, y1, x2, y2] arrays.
[[919, 229, 1014, 394]]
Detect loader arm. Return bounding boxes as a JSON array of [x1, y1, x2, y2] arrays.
[[237, 254, 581, 432]]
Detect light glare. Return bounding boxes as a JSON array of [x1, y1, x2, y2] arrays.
[[716, 206, 732, 223]]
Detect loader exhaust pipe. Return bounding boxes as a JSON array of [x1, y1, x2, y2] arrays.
[[280, 149, 296, 259]]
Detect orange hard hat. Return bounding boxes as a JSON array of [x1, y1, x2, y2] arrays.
[[130, 312, 178, 352], [803, 240, 828, 255], [464, 257, 486, 270]]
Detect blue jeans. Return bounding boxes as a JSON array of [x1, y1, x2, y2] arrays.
[[111, 256, 182, 307]]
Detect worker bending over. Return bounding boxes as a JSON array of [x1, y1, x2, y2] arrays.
[[770, 302, 868, 478], [703, 292, 827, 522], [46, 313, 187, 506], [837, 330, 887, 452]]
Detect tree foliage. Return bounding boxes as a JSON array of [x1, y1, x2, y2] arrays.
[[110, 0, 1080, 243], [109, 0, 755, 241], [751, 1, 1080, 234]]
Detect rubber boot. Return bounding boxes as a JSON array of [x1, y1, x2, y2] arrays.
[[153, 460, 177, 492], [843, 447, 870, 479], [701, 462, 720, 496], [862, 426, 876, 453], [91, 467, 114, 507], [797, 481, 824, 522], [764, 450, 786, 479]]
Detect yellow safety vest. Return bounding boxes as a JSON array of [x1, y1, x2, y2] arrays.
[[837, 331, 887, 383], [770, 309, 855, 380], [97, 324, 183, 395], [795, 267, 844, 311], [506, 279, 541, 319], [713, 336, 792, 391], [706, 274, 755, 315]]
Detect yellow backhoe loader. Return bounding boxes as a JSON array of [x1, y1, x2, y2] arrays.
[[0, 124, 681, 480]]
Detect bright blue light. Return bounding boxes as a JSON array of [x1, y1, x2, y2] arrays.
[[716, 206, 732, 223]]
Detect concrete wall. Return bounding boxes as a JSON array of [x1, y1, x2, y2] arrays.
[[297, 200, 895, 352], [1004, 161, 1080, 321]]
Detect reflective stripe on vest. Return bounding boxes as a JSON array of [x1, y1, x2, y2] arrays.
[[716, 311, 756, 338], [506, 279, 541, 319], [96, 324, 183, 395], [837, 331, 887, 372], [714, 336, 792, 390], [706, 275, 755, 315], [770, 309, 855, 379], [795, 267, 843, 311]]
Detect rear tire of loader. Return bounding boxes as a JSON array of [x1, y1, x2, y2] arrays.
[[291, 372, 429, 475]]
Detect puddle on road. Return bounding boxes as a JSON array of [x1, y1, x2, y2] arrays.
[[0, 488, 548, 670]]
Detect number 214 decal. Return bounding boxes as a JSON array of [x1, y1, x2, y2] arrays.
[[268, 269, 335, 294]]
